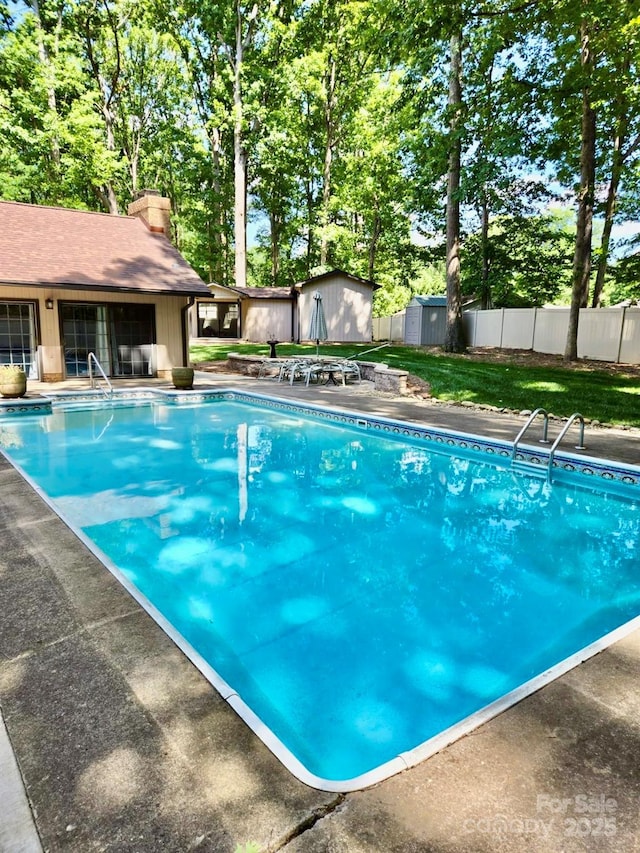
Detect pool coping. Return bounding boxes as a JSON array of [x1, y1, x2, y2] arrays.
[[2, 387, 640, 794]]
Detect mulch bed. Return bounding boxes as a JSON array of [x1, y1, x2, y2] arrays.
[[419, 346, 640, 377]]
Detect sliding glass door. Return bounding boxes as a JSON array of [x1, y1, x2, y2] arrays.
[[61, 302, 155, 377]]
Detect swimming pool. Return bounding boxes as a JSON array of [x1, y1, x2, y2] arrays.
[[2, 390, 639, 791]]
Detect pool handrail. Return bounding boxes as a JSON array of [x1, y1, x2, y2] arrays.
[[511, 407, 550, 462], [547, 413, 586, 481], [87, 352, 113, 398]]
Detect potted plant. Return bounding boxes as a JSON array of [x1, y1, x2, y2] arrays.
[[0, 365, 27, 399], [171, 366, 195, 389]]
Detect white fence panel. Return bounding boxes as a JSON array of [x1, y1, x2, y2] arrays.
[[463, 311, 476, 345], [390, 311, 405, 341], [532, 309, 569, 354], [473, 309, 504, 347], [619, 308, 640, 364], [374, 311, 405, 341], [377, 306, 639, 363], [577, 308, 624, 362], [501, 309, 536, 349], [373, 316, 390, 340]]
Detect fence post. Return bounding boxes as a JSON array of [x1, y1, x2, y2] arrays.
[[616, 306, 626, 363]]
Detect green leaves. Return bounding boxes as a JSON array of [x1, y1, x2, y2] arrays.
[[1, 0, 638, 308]]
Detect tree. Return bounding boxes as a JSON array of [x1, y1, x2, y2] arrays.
[[444, 23, 466, 352], [462, 211, 574, 306], [591, 14, 640, 306], [565, 12, 596, 361]]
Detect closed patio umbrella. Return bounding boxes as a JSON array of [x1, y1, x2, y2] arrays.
[[308, 290, 328, 354]]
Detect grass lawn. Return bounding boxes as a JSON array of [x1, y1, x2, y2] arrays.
[[190, 341, 640, 429]]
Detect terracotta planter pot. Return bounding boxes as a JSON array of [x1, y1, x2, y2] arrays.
[[0, 371, 27, 399], [171, 367, 194, 390]]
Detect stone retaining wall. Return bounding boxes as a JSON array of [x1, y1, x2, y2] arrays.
[[225, 353, 409, 395]]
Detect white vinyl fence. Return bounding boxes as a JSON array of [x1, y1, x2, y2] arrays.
[[374, 305, 640, 364], [373, 311, 405, 342], [463, 307, 640, 364]]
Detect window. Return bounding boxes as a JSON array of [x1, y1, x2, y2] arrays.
[[0, 302, 38, 378], [197, 302, 239, 338]]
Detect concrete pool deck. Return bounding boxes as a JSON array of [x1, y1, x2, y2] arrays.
[[1, 370, 639, 852]]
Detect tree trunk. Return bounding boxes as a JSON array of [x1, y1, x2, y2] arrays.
[[270, 211, 280, 285], [565, 17, 596, 361], [210, 126, 227, 285], [592, 109, 627, 307], [444, 28, 466, 353], [233, 2, 248, 288], [98, 91, 120, 214], [368, 211, 382, 281], [31, 0, 61, 169], [320, 53, 337, 268], [480, 196, 492, 310]]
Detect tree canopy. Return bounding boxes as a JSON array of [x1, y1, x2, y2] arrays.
[[2, 0, 639, 330]]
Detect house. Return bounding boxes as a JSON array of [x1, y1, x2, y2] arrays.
[[0, 191, 211, 381], [191, 269, 380, 344]]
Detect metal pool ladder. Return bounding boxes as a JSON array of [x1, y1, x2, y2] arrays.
[[546, 413, 586, 480], [512, 408, 586, 481], [88, 352, 113, 398]]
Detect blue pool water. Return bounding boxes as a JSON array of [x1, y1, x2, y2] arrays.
[[2, 397, 640, 786]]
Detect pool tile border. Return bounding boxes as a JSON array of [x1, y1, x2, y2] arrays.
[[0, 398, 52, 416], [213, 389, 640, 490], [3, 386, 638, 489]]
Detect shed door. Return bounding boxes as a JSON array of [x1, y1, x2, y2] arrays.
[[404, 306, 422, 345]]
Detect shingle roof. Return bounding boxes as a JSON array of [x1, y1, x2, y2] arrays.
[[411, 295, 447, 306], [0, 200, 211, 296], [295, 268, 380, 290], [223, 285, 295, 299]]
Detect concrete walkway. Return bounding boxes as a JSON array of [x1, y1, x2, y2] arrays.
[[1, 371, 639, 852]]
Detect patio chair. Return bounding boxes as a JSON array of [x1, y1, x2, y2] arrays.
[[278, 359, 305, 384], [338, 360, 361, 384], [299, 361, 325, 387]]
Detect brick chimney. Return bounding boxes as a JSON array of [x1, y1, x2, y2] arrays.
[[127, 189, 172, 238]]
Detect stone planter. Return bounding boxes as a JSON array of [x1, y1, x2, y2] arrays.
[[171, 366, 194, 389], [0, 367, 27, 399]]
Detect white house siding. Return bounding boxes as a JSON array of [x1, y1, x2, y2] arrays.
[[299, 276, 373, 343], [0, 284, 188, 379], [243, 301, 293, 342]]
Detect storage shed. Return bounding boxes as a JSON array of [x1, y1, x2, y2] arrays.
[[404, 296, 448, 346], [191, 269, 380, 344], [297, 270, 379, 344]]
